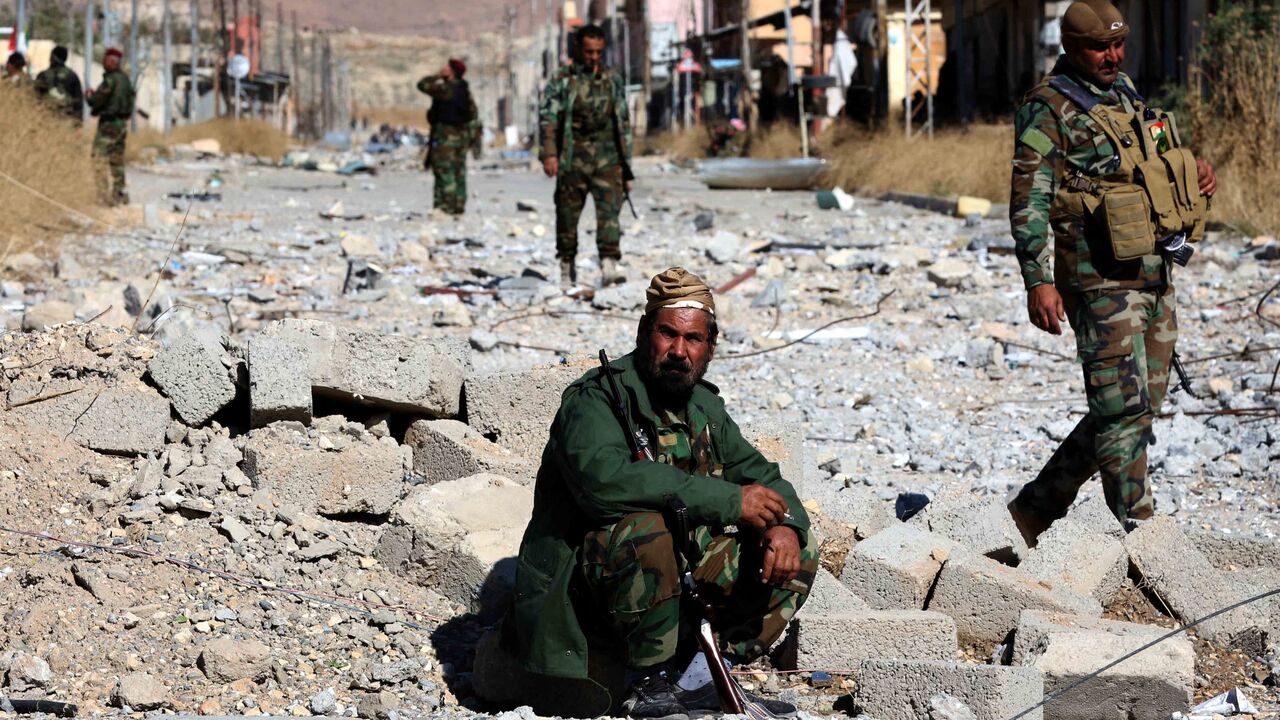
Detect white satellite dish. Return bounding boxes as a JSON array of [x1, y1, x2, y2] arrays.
[[227, 54, 250, 80]]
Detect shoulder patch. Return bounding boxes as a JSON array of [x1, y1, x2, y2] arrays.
[[1018, 127, 1056, 157]]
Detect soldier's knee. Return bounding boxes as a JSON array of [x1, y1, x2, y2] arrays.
[[611, 512, 678, 575]]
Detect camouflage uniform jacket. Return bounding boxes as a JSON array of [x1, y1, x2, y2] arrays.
[[35, 62, 83, 118], [507, 351, 810, 679], [539, 64, 632, 169], [417, 75, 481, 149], [1010, 58, 1167, 292], [87, 69, 134, 120]]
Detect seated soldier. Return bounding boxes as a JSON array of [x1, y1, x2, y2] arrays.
[[504, 267, 817, 718]]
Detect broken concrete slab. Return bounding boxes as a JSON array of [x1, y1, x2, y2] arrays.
[[403, 419, 532, 485], [1011, 610, 1192, 720], [463, 359, 593, 456], [928, 550, 1101, 645], [909, 494, 1028, 563], [248, 326, 318, 427], [1190, 528, 1280, 571], [856, 659, 1043, 720], [841, 524, 958, 610], [794, 610, 957, 673], [1061, 493, 1126, 540], [1019, 519, 1128, 605], [148, 331, 237, 426], [1125, 516, 1266, 653], [742, 419, 809, 490], [375, 473, 532, 618], [67, 386, 170, 455]]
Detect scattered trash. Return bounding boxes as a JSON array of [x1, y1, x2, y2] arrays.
[[816, 187, 856, 211], [895, 492, 931, 521], [166, 191, 221, 201], [1184, 688, 1259, 717], [337, 161, 376, 176], [321, 200, 365, 221], [342, 260, 383, 294], [693, 211, 715, 232]]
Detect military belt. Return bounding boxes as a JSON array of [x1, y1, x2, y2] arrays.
[[1064, 173, 1100, 194]]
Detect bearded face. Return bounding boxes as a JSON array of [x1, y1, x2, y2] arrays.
[[636, 308, 717, 406]]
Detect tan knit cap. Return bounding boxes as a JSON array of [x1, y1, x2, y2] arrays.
[[1062, 0, 1129, 43], [644, 267, 716, 317]]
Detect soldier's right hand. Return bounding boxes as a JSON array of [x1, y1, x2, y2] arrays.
[[740, 484, 789, 531], [1027, 283, 1066, 335], [542, 157, 559, 178]]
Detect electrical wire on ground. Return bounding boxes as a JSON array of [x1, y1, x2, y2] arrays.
[[721, 290, 896, 360], [0, 525, 450, 631]]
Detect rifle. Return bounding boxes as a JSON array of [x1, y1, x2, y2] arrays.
[[609, 93, 639, 219], [598, 350, 653, 461], [1171, 351, 1196, 398]]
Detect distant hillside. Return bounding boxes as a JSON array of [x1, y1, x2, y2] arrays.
[[281, 0, 542, 39]]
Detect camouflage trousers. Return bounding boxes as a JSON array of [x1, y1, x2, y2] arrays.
[[93, 119, 128, 205], [1015, 285, 1177, 522], [429, 140, 468, 215], [555, 144, 623, 262], [580, 511, 817, 671]]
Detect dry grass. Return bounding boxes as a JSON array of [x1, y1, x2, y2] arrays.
[[818, 122, 1012, 202], [356, 105, 429, 130], [643, 128, 710, 160], [127, 118, 292, 163], [0, 82, 100, 260]]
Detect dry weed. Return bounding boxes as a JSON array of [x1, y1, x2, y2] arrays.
[[0, 82, 100, 260], [643, 128, 709, 160], [818, 122, 1012, 202], [127, 118, 292, 163], [356, 105, 429, 130]]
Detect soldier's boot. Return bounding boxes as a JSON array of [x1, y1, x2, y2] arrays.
[[622, 670, 688, 720], [560, 258, 577, 290], [1007, 494, 1054, 549], [601, 257, 626, 287]]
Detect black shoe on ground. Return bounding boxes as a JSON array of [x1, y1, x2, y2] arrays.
[[624, 672, 689, 720], [674, 682, 797, 718]]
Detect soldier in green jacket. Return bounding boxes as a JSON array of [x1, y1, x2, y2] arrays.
[[417, 58, 481, 216], [1006, 0, 1217, 542], [34, 46, 83, 121], [504, 267, 815, 718], [87, 48, 135, 206], [539, 24, 632, 289]]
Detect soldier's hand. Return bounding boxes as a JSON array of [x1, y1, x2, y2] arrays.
[[542, 157, 559, 178], [1027, 284, 1066, 335], [625, 180, 634, 193], [1196, 158, 1217, 198], [740, 484, 788, 531], [760, 525, 801, 586]]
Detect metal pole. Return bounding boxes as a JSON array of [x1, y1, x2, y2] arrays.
[[291, 11, 300, 135], [924, 1, 933, 139], [128, 0, 138, 131], [15, 0, 25, 56], [739, 0, 753, 127], [215, 0, 226, 117], [234, 76, 240, 120], [83, 0, 94, 125], [102, 0, 112, 47], [190, 0, 199, 123], [162, 0, 172, 133], [275, 1, 283, 70], [783, 1, 808, 157]]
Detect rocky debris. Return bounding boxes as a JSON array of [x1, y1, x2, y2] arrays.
[[856, 659, 1043, 720], [909, 493, 1028, 563], [199, 637, 273, 682], [926, 258, 973, 288], [1019, 519, 1128, 605], [404, 419, 533, 485], [793, 610, 957, 674], [376, 473, 532, 616], [6, 653, 52, 689], [463, 359, 594, 456], [1011, 610, 1193, 720], [148, 330, 238, 426], [114, 672, 168, 710], [841, 524, 958, 609], [21, 300, 76, 331]]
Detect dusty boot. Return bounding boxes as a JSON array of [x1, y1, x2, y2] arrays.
[[623, 671, 688, 720], [560, 259, 577, 289], [601, 257, 626, 286], [1007, 494, 1054, 549]]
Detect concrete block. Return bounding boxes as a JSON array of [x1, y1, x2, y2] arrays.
[[1190, 529, 1280, 571], [911, 494, 1028, 563], [376, 473, 532, 618], [803, 567, 868, 616], [8, 381, 95, 438], [841, 524, 958, 610], [1012, 610, 1192, 720], [241, 425, 409, 516], [742, 419, 808, 491], [248, 326, 321, 427], [464, 359, 594, 457], [1125, 517, 1266, 653], [148, 331, 236, 426], [317, 326, 463, 417], [472, 630, 623, 717], [1061, 493, 1125, 540], [929, 551, 1101, 644], [794, 610, 957, 673], [68, 386, 169, 455], [856, 659, 1043, 720], [1020, 519, 1128, 605], [403, 419, 533, 485]]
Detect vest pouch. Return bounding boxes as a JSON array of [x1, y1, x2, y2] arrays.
[[1135, 157, 1182, 237], [1166, 148, 1207, 241], [1101, 185, 1155, 261]]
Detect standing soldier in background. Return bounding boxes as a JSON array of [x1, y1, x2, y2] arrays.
[[35, 46, 83, 122], [87, 48, 135, 206], [540, 24, 632, 289], [417, 58, 481, 216], [1005, 0, 1217, 542]]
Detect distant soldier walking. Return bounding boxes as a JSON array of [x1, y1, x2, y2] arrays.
[[34, 46, 83, 122], [87, 48, 134, 206], [539, 24, 632, 288], [1006, 0, 1217, 542], [417, 58, 481, 216]]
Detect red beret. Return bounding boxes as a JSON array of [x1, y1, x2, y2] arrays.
[[104, 47, 124, 59], [448, 58, 466, 76]]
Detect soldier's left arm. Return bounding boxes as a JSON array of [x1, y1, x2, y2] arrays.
[[467, 94, 482, 152], [615, 73, 632, 162], [717, 413, 810, 542], [1009, 100, 1065, 290]]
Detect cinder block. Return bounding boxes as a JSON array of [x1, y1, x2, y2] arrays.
[[856, 659, 1043, 720], [928, 551, 1101, 644], [1062, 493, 1125, 540], [403, 419, 533, 485], [841, 524, 958, 610], [911, 494, 1028, 563], [248, 322, 329, 427], [795, 610, 957, 673], [803, 567, 868, 616], [464, 359, 595, 457], [1020, 519, 1128, 605], [1125, 517, 1266, 653], [149, 331, 236, 426], [1012, 610, 1193, 720], [318, 326, 464, 417], [68, 386, 169, 455], [1190, 529, 1280, 571]]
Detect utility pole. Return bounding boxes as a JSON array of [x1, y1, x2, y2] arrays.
[[190, 0, 199, 123], [216, 0, 226, 117], [321, 32, 332, 133], [310, 31, 320, 135], [291, 11, 300, 135], [128, 0, 138, 130], [505, 4, 516, 131], [232, 0, 239, 56], [275, 2, 284, 71], [641, 0, 651, 135], [162, 0, 172, 134], [15, 0, 25, 57], [83, 0, 94, 124], [739, 0, 753, 128]]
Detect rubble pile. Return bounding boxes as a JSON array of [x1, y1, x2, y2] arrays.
[[0, 155, 1277, 719]]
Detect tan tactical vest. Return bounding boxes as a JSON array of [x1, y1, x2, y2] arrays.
[[1035, 75, 1206, 261]]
